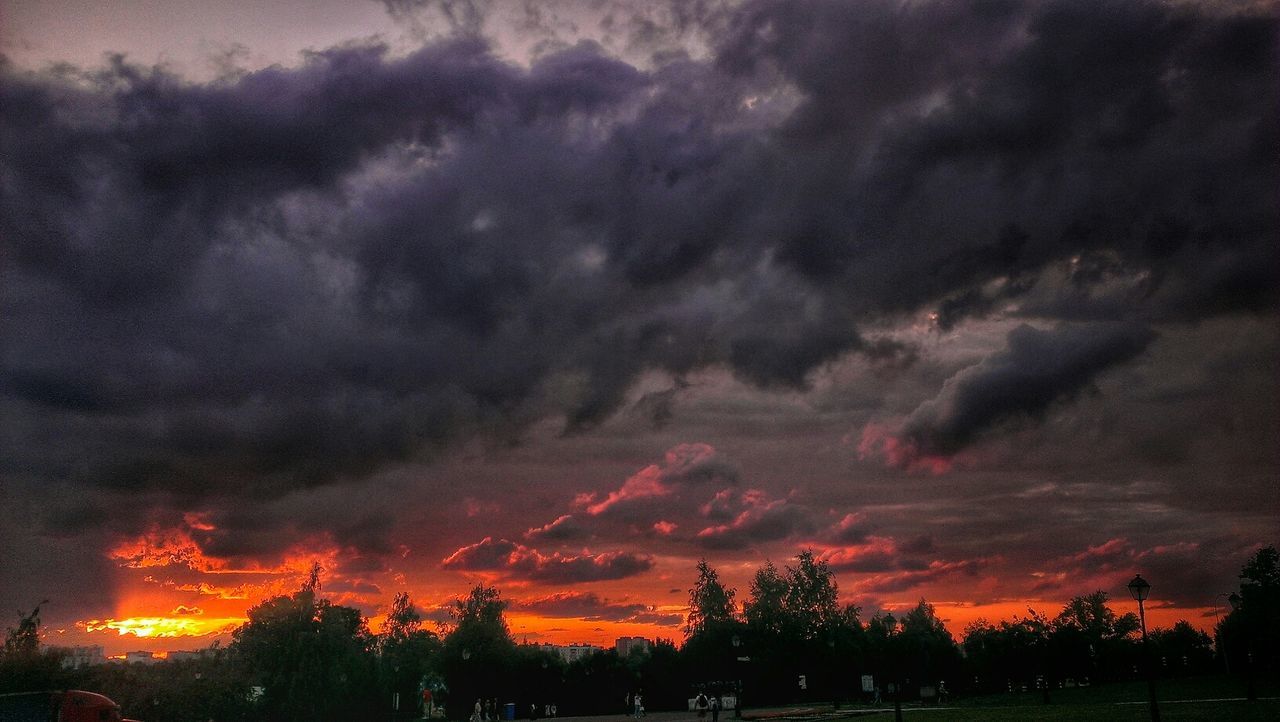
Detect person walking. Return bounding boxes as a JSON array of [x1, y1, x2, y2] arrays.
[[472, 699, 483, 722], [633, 692, 644, 718], [695, 691, 709, 719], [710, 694, 720, 722]]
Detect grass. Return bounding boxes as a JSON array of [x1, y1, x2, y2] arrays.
[[756, 675, 1279, 721], [845, 699, 1280, 720], [950, 675, 1275, 706]]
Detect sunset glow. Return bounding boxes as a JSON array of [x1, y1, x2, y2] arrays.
[[80, 617, 245, 640]]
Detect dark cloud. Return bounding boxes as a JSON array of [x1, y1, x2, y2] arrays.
[[898, 535, 935, 556], [658, 443, 738, 486], [818, 534, 983, 593], [512, 591, 679, 625], [861, 323, 1157, 469], [695, 494, 815, 550], [422, 605, 456, 627], [441, 537, 653, 583], [0, 0, 1274, 598], [441, 537, 520, 571], [826, 513, 872, 545], [325, 579, 384, 596], [859, 559, 989, 594]]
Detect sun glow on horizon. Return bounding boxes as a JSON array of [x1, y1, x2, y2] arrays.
[[81, 616, 246, 639]]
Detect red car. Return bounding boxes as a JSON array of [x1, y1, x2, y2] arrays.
[[0, 690, 141, 722]]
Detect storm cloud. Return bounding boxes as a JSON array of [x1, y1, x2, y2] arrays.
[[0, 0, 1275, 636], [860, 322, 1158, 470]]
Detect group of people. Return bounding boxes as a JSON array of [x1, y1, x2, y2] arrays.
[[624, 692, 644, 718], [471, 698, 498, 722], [470, 698, 559, 722], [692, 691, 721, 722]]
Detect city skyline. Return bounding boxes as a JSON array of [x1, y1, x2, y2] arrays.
[[1, 0, 1275, 656]]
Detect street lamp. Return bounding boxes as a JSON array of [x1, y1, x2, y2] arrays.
[[1126, 575, 1160, 722], [731, 635, 743, 719], [1212, 594, 1232, 674]]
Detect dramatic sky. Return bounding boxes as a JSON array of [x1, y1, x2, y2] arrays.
[[1, 0, 1276, 656]]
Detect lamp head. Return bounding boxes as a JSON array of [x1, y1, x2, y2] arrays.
[[1127, 574, 1151, 602]]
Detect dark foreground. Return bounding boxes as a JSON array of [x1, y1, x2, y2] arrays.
[[547, 696, 1279, 722]]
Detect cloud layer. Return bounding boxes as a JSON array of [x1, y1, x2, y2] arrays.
[[1, 0, 1275, 645]]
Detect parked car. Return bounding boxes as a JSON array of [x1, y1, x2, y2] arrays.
[[0, 690, 141, 722]]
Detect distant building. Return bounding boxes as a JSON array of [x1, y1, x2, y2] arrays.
[[165, 650, 206, 662], [534, 642, 604, 663], [124, 650, 158, 664], [615, 637, 651, 656], [51, 645, 105, 668]]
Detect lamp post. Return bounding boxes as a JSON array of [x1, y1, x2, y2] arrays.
[[1227, 593, 1257, 701], [731, 635, 744, 719], [1212, 594, 1232, 674], [1126, 575, 1160, 722]]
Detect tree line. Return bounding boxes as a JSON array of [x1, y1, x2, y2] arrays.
[[2, 547, 1275, 721]]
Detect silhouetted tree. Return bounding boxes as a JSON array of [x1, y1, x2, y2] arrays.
[[3, 600, 47, 658], [1051, 591, 1138, 682], [783, 551, 840, 642], [635, 639, 685, 711], [828, 603, 868, 705], [231, 566, 378, 721], [508, 642, 564, 716], [1217, 545, 1279, 683], [962, 610, 1052, 693], [898, 600, 962, 697], [380, 592, 442, 719], [864, 612, 905, 707], [683, 560, 743, 691], [0, 600, 67, 694], [439, 584, 517, 718], [685, 559, 738, 638], [74, 645, 255, 722], [744, 561, 788, 639], [1148, 620, 1213, 677], [562, 648, 630, 715]]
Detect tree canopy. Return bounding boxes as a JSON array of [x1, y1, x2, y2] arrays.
[[231, 569, 377, 721], [685, 559, 738, 638]]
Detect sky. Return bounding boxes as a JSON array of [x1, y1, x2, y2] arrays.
[[0, 0, 1276, 656]]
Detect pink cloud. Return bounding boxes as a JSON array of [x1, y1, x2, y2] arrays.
[[582, 463, 673, 515], [579, 443, 730, 516], [818, 537, 901, 573], [441, 537, 653, 584], [525, 515, 586, 541], [857, 423, 953, 475], [854, 558, 992, 594], [1070, 538, 1130, 562], [828, 512, 871, 544]]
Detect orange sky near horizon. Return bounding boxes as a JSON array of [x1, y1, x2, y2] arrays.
[[51, 550, 1221, 657]]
